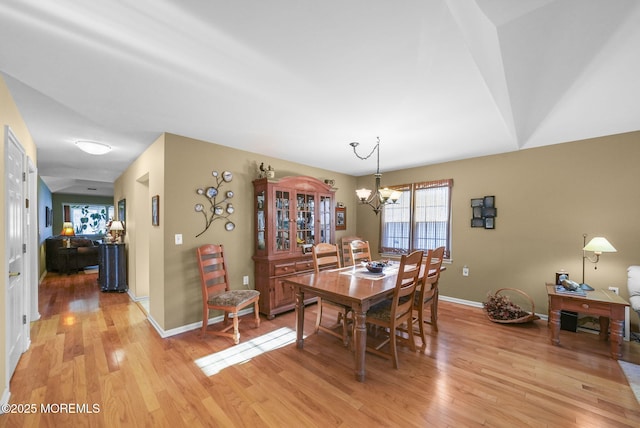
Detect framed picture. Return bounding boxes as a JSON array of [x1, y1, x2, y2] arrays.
[[470, 194, 497, 230], [482, 207, 497, 218], [118, 199, 126, 222], [45, 206, 51, 227], [335, 207, 346, 230], [152, 195, 159, 226], [471, 218, 484, 228]]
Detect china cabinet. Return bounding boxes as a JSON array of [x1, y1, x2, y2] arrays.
[[253, 176, 335, 318]]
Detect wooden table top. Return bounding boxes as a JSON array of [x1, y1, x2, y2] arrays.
[[285, 265, 400, 302], [546, 284, 629, 306]]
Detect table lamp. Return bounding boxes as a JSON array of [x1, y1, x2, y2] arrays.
[[581, 234, 616, 290], [61, 222, 74, 247], [110, 220, 124, 243]]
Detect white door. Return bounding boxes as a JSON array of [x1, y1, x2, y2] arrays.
[[28, 157, 39, 323], [5, 126, 26, 378]]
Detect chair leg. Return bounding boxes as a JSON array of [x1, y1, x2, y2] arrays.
[[202, 306, 209, 335], [254, 301, 261, 328], [390, 323, 399, 369], [341, 309, 350, 347], [315, 298, 323, 333], [417, 306, 427, 352], [232, 312, 240, 344], [406, 320, 416, 352], [431, 292, 439, 331]]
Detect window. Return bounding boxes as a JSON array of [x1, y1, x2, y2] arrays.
[[65, 204, 114, 235], [380, 179, 452, 259]]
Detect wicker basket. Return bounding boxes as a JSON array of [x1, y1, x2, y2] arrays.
[[484, 288, 540, 324]]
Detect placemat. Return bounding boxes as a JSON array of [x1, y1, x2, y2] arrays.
[[340, 267, 398, 280]]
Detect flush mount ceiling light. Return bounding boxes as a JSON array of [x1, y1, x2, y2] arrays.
[[75, 140, 112, 155]]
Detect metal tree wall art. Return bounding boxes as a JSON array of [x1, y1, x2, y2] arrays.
[[194, 170, 236, 237]]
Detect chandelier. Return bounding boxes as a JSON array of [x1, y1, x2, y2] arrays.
[[349, 137, 402, 214]]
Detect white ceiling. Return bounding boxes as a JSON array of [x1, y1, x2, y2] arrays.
[[1, 0, 639, 197]]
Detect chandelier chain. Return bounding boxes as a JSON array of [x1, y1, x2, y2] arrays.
[[350, 136, 381, 173]]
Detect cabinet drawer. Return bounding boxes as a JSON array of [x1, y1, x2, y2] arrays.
[[296, 260, 314, 272], [273, 262, 296, 276], [558, 298, 612, 317]]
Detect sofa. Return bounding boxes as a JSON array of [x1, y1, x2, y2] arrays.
[[45, 236, 100, 272]]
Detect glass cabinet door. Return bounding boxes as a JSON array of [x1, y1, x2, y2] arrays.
[[295, 192, 315, 248], [275, 189, 291, 252], [318, 195, 332, 244], [256, 191, 266, 251]]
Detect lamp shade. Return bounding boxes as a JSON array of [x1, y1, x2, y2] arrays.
[[355, 188, 372, 201], [583, 237, 616, 253], [61, 222, 75, 236], [378, 187, 394, 202], [110, 221, 124, 231]]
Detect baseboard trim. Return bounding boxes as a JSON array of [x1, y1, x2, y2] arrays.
[[145, 307, 256, 339], [127, 291, 148, 303], [439, 294, 548, 321], [143, 295, 546, 339]]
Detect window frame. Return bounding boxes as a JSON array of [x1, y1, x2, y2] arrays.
[[380, 178, 453, 259]]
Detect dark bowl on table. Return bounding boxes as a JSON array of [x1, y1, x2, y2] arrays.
[[366, 262, 385, 273]]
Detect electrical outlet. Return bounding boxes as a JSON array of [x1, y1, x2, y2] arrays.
[[608, 286, 619, 295], [243, 276, 249, 286], [462, 266, 469, 277]]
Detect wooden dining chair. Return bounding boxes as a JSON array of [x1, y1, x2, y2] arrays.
[[340, 235, 361, 266], [196, 244, 260, 344], [365, 250, 424, 368], [413, 247, 445, 350], [350, 240, 371, 265], [313, 243, 352, 346]]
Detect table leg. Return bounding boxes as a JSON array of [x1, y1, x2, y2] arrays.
[[598, 316, 610, 341], [295, 288, 305, 349], [609, 305, 626, 360], [610, 319, 624, 360], [548, 308, 561, 346], [353, 310, 367, 382]]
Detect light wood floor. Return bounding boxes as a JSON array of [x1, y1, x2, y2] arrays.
[[2, 271, 640, 427]]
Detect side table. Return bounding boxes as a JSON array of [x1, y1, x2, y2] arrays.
[[58, 246, 78, 275], [546, 284, 629, 359]]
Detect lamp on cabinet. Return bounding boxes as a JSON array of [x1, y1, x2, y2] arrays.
[[61, 221, 75, 248], [110, 220, 125, 243]]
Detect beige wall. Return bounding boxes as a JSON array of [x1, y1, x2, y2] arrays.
[[1, 75, 37, 401], [118, 131, 640, 333], [114, 134, 165, 323], [356, 132, 640, 327], [116, 133, 357, 331]]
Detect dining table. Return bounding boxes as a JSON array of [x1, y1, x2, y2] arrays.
[[284, 263, 403, 382]]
